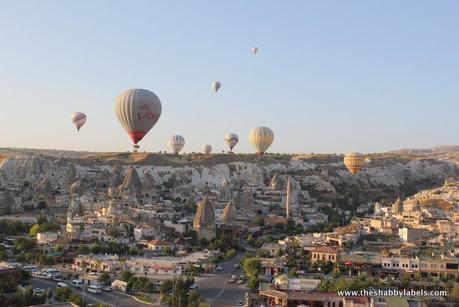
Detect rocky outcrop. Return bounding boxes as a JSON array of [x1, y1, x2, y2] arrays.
[[120, 166, 141, 196], [193, 197, 216, 241], [221, 200, 237, 225]]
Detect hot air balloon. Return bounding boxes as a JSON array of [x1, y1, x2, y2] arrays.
[[203, 145, 212, 155], [169, 135, 185, 155], [224, 133, 239, 153], [365, 158, 372, 165], [249, 127, 274, 156], [251, 47, 258, 54], [344, 152, 366, 175], [212, 81, 221, 93], [115, 88, 162, 149], [71, 112, 87, 131]]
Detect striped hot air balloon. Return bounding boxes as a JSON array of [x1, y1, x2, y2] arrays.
[[249, 127, 274, 156], [115, 89, 162, 149], [224, 133, 239, 152], [71, 112, 87, 131], [344, 152, 366, 175], [169, 135, 185, 155], [203, 145, 212, 154]]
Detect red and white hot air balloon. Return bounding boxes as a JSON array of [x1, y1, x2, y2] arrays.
[[71, 112, 87, 131], [115, 88, 162, 149]]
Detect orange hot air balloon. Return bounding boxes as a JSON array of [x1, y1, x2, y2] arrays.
[[115, 89, 162, 149], [344, 152, 366, 174]]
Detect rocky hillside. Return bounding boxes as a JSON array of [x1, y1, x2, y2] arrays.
[[0, 148, 457, 212]]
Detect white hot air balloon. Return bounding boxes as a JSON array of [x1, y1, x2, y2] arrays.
[[249, 127, 274, 156], [169, 135, 185, 155], [212, 81, 221, 93], [224, 133, 239, 153], [71, 112, 87, 131], [115, 88, 162, 149], [365, 157, 372, 165], [203, 145, 212, 155], [251, 47, 258, 54]]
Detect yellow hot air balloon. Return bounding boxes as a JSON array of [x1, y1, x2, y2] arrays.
[[249, 127, 274, 156], [344, 152, 366, 174]]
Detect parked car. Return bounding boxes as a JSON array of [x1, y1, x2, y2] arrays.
[[87, 284, 102, 294], [233, 264, 240, 269], [102, 286, 112, 292], [72, 280, 84, 289], [33, 288, 45, 295], [216, 265, 223, 271], [57, 282, 69, 288]]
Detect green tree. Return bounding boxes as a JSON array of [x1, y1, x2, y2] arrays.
[[120, 270, 134, 282], [55, 287, 71, 302], [98, 272, 111, 285], [29, 224, 40, 237], [69, 293, 83, 306]]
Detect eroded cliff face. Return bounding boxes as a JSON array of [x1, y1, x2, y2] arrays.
[[0, 152, 456, 211]]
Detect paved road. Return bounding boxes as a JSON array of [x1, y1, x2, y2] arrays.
[[195, 253, 248, 307], [30, 277, 151, 307]]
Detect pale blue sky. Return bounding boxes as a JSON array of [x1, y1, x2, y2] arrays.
[[0, 1, 458, 154]]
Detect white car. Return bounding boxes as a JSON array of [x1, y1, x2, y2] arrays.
[[216, 265, 223, 271], [33, 288, 45, 295], [233, 264, 240, 269]]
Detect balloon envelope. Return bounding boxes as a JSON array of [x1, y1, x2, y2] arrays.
[[169, 135, 185, 154], [249, 127, 274, 155], [344, 152, 366, 174], [252, 47, 258, 54], [224, 133, 239, 151], [203, 145, 212, 154], [71, 112, 87, 131], [212, 81, 221, 93], [115, 88, 162, 146]]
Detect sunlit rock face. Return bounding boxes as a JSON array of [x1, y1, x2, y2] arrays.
[[221, 200, 237, 225], [69, 180, 83, 196], [120, 166, 142, 197], [269, 173, 281, 191], [0, 155, 48, 182], [0, 151, 458, 214], [193, 197, 216, 241]]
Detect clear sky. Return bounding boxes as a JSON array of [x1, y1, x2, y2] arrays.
[[0, 1, 458, 154]]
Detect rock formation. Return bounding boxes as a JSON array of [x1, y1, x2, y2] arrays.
[[221, 200, 237, 225], [269, 173, 281, 191], [120, 166, 142, 197], [193, 197, 216, 241]]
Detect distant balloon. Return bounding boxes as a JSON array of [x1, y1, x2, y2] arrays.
[[203, 145, 212, 155], [169, 135, 185, 155], [365, 158, 372, 165], [224, 133, 239, 152], [212, 81, 221, 93], [71, 112, 87, 131], [115, 88, 162, 149], [249, 127, 274, 156], [251, 47, 258, 54], [344, 152, 366, 175]]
